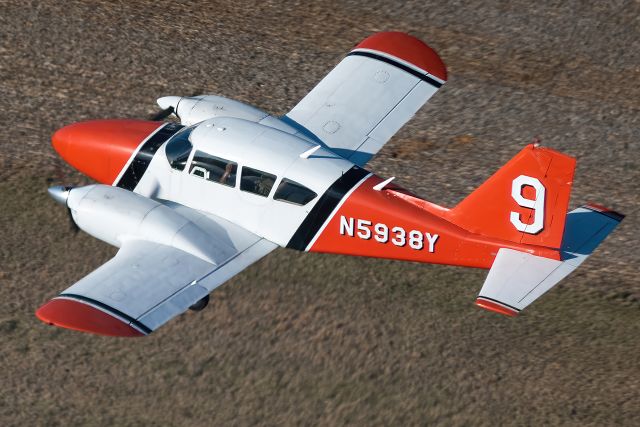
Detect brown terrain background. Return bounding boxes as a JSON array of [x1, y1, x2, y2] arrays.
[[1, 0, 639, 425]]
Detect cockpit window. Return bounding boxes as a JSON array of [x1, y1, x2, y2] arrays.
[[274, 178, 317, 206], [189, 151, 237, 187], [165, 126, 194, 171], [240, 167, 276, 197]]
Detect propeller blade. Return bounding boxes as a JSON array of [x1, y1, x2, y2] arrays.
[[67, 208, 80, 234], [150, 106, 174, 121], [151, 91, 203, 122]]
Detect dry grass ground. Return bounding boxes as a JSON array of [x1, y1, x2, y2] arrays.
[[0, 1, 638, 425]]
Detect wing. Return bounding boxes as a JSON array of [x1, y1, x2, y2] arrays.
[[36, 208, 277, 337], [284, 32, 447, 166]]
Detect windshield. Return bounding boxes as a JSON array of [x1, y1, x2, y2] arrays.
[[165, 126, 194, 171]]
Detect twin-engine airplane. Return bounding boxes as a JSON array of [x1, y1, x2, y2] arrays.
[[38, 32, 623, 337]]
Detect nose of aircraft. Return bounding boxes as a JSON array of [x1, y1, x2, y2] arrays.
[[52, 119, 163, 184]]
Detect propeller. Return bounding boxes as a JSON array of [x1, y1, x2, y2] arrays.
[[150, 105, 175, 121], [66, 206, 80, 234], [149, 91, 203, 121], [48, 186, 79, 234]]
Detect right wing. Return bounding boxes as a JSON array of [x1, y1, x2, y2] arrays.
[[36, 199, 277, 337], [284, 32, 447, 166]]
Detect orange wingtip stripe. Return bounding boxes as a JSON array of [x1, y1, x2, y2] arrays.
[[584, 203, 625, 221], [36, 297, 145, 337], [355, 32, 447, 81], [585, 202, 613, 212], [475, 298, 519, 317]]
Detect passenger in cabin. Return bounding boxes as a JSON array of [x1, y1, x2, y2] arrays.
[[255, 176, 272, 197], [220, 163, 234, 185]]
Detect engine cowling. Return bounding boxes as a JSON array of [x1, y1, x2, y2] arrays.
[[157, 95, 268, 126], [65, 184, 222, 264]]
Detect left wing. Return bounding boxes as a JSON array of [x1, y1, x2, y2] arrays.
[[284, 32, 447, 165], [36, 203, 277, 337]]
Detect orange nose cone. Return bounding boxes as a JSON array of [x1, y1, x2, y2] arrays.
[[52, 119, 163, 184]]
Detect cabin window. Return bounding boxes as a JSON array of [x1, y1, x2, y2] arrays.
[[274, 178, 317, 206], [240, 167, 276, 197], [189, 151, 237, 187], [165, 127, 194, 171]]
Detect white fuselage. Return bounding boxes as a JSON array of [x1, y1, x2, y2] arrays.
[[128, 102, 360, 247]]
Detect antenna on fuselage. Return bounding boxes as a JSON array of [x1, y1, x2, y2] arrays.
[[299, 145, 321, 159], [373, 176, 395, 191]]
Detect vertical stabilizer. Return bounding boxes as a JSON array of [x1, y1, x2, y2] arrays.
[[448, 144, 575, 249]]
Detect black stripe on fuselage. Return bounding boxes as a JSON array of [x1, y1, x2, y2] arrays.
[[347, 50, 443, 88], [59, 293, 153, 334], [115, 122, 184, 191], [287, 166, 370, 251]]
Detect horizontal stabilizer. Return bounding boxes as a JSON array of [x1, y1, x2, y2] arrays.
[[476, 204, 624, 316]]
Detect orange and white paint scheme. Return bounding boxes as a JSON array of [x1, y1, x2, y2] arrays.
[[39, 32, 623, 336], [309, 144, 574, 267]]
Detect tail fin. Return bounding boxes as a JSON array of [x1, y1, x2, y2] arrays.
[[475, 204, 624, 316], [447, 144, 576, 249]]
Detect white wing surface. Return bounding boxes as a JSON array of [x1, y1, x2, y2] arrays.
[[284, 32, 447, 165], [36, 197, 277, 337]]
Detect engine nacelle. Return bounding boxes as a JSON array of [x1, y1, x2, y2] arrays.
[[66, 184, 221, 264], [157, 95, 268, 126]]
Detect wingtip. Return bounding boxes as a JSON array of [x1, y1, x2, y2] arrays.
[[36, 297, 146, 337], [475, 297, 519, 317], [583, 203, 625, 222], [354, 31, 447, 81]]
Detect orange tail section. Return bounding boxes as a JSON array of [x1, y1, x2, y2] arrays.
[[302, 145, 622, 318], [305, 145, 573, 268], [446, 144, 575, 249]]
